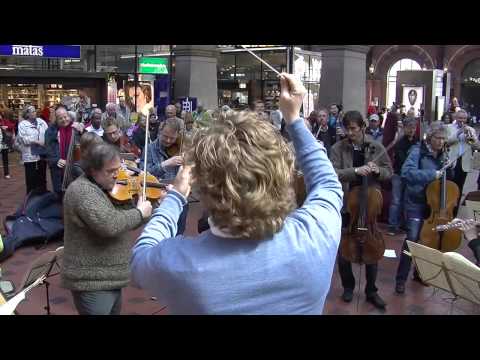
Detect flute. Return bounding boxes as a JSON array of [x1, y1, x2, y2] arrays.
[[434, 219, 479, 231]]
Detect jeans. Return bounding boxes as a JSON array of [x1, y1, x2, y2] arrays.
[[338, 255, 378, 296], [396, 203, 425, 284], [388, 174, 405, 230], [72, 289, 122, 315]]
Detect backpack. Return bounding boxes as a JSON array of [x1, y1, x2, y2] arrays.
[[1, 191, 64, 262]]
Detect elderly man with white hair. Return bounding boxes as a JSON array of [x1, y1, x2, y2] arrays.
[[446, 109, 480, 214], [101, 103, 129, 131]]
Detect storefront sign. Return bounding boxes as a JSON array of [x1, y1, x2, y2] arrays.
[[0, 45, 81, 58], [139, 57, 169, 74], [180, 97, 197, 112]]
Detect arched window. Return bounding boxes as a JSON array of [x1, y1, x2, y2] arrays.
[[386, 59, 421, 108], [462, 58, 480, 84]]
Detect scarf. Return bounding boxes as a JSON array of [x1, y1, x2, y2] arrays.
[[59, 124, 73, 160]]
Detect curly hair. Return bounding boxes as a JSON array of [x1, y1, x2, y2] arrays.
[[185, 111, 296, 240]]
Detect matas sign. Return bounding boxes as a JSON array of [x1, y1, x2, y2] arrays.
[[0, 45, 81, 59], [12, 45, 44, 56]]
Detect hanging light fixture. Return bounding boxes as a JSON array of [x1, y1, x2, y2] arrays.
[[369, 64, 375, 74]]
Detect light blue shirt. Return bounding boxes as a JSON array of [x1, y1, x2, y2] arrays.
[[130, 119, 343, 314]]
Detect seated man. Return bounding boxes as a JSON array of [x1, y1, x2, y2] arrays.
[[130, 73, 343, 314]]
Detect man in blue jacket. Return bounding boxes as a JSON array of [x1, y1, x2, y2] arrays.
[[130, 73, 343, 314], [139, 116, 186, 234], [395, 121, 454, 294]]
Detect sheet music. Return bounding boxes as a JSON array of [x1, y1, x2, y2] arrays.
[[407, 241, 480, 305]]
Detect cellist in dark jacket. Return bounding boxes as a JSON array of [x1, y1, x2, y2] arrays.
[[395, 121, 454, 294], [330, 111, 393, 310]]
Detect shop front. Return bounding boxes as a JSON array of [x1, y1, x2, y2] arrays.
[[217, 46, 321, 116], [0, 71, 107, 120]]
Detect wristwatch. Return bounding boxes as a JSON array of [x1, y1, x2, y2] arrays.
[[354, 168, 358, 174]]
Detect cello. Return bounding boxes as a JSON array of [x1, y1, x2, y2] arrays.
[[419, 151, 462, 252], [340, 142, 385, 264], [61, 122, 82, 192]]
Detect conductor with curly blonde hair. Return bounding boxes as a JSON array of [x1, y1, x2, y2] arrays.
[[130, 73, 343, 314]]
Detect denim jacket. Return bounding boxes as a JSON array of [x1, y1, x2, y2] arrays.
[[138, 138, 179, 180]]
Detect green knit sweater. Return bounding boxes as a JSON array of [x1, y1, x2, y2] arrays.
[[61, 175, 144, 292]]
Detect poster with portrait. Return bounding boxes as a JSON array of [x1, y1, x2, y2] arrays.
[[123, 80, 155, 117], [402, 86, 424, 117]]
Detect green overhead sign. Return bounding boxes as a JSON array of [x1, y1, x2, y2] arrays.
[[139, 57, 169, 74]]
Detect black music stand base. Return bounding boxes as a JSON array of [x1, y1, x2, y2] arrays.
[[43, 280, 51, 315]]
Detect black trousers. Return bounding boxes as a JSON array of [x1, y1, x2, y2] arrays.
[[338, 255, 378, 296], [24, 160, 47, 195], [468, 238, 480, 264], [1, 148, 8, 176]]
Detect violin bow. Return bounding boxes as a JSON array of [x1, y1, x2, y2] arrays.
[[142, 113, 150, 201]]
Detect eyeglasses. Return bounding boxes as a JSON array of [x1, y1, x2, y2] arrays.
[[105, 129, 121, 136]]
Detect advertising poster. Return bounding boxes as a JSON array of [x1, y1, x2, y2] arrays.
[[403, 86, 424, 117], [124, 80, 155, 117]]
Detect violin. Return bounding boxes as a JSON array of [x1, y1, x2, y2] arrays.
[[109, 166, 169, 203], [419, 153, 462, 252], [340, 142, 385, 264], [119, 135, 142, 158]]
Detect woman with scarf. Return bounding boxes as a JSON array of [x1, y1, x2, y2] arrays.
[[45, 105, 84, 198]]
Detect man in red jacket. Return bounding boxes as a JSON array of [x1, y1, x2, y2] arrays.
[[40, 102, 52, 124], [0, 110, 16, 178]]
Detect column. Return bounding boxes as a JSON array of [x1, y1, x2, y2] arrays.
[[173, 45, 218, 110], [312, 45, 370, 115]]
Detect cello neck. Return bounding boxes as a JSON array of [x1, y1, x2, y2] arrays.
[[440, 170, 447, 210]]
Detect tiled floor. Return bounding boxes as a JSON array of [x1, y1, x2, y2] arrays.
[[1, 152, 479, 315]]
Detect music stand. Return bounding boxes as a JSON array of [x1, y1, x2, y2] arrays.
[[405, 241, 480, 314], [17, 246, 64, 315]]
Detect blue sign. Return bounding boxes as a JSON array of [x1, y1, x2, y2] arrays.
[[179, 97, 197, 112], [0, 45, 81, 59]]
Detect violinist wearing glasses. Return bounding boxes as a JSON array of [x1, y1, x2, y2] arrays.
[[330, 111, 393, 311], [446, 109, 480, 213], [102, 117, 141, 159]]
